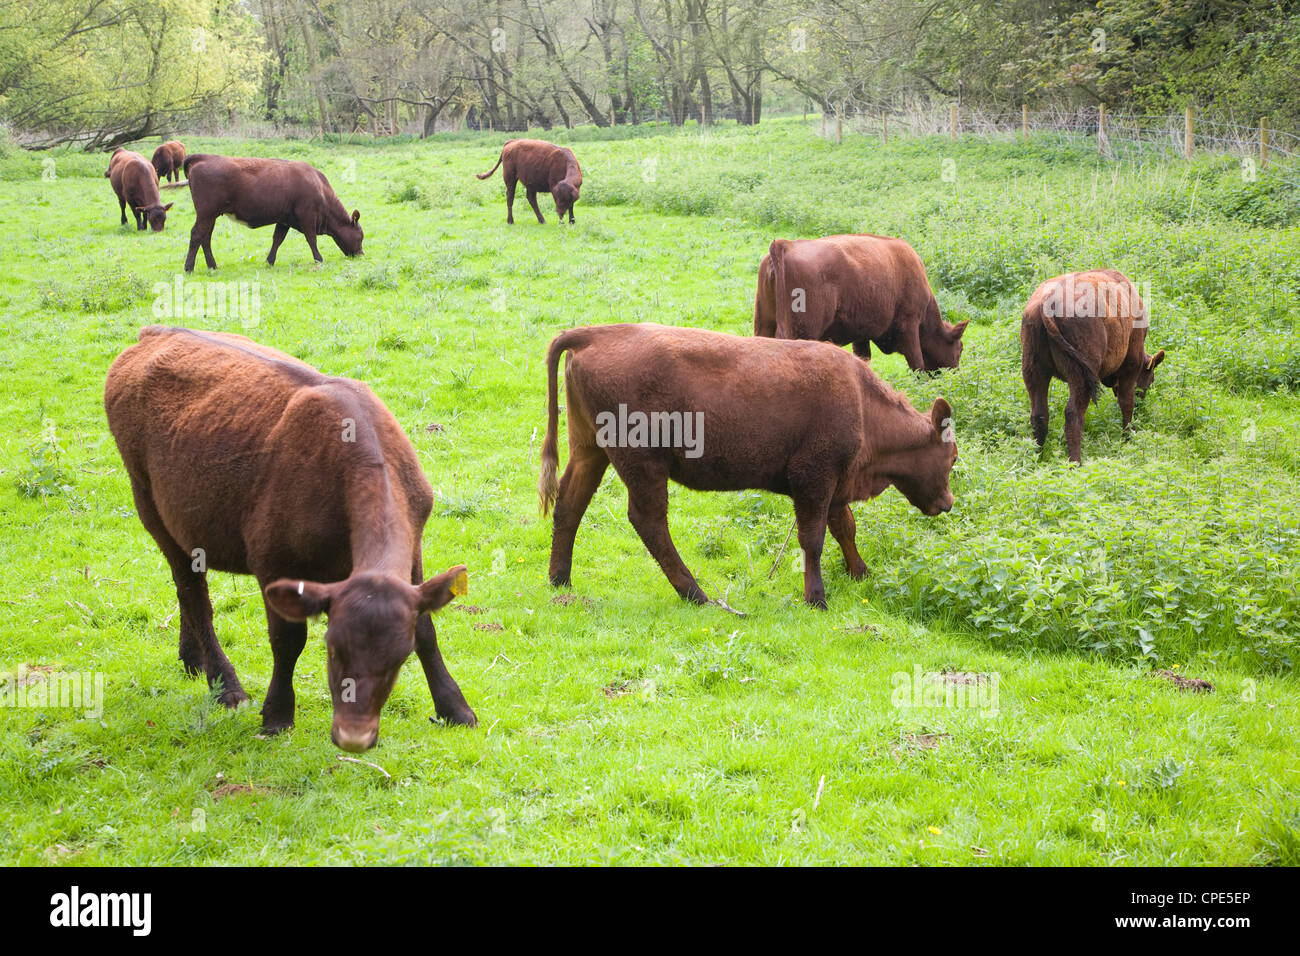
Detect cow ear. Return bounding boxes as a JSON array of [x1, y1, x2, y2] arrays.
[[951, 319, 969, 339], [351, 209, 361, 224], [163, 202, 174, 212], [416, 565, 468, 614], [1147, 349, 1165, 371], [264, 579, 336, 621], [930, 397, 953, 434]]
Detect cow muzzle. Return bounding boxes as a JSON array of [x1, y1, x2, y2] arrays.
[[331, 719, 380, 753]]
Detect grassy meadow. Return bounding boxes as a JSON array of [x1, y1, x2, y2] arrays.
[[0, 117, 1297, 865]]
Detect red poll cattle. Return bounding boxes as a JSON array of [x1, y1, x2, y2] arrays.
[[105, 148, 174, 231], [477, 139, 583, 224], [754, 234, 967, 371], [539, 324, 958, 608], [181, 154, 363, 271], [1021, 269, 1165, 463], [104, 326, 476, 751], [151, 140, 186, 182]]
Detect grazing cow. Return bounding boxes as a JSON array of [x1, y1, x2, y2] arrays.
[[477, 139, 582, 224], [181, 154, 363, 272], [151, 140, 186, 182], [104, 326, 477, 751], [1021, 269, 1165, 464], [105, 148, 174, 231], [539, 324, 958, 608], [754, 234, 967, 372]]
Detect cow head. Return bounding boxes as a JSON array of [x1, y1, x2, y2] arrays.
[[263, 565, 467, 752], [135, 202, 174, 231], [886, 398, 959, 516], [920, 319, 968, 372], [332, 209, 364, 257], [1136, 349, 1165, 396], [553, 181, 580, 221]]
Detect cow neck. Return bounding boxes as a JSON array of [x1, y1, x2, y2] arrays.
[[860, 413, 933, 487], [342, 460, 412, 578]]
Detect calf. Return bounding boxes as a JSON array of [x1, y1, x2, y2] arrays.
[[151, 140, 186, 182], [182, 154, 363, 272], [539, 324, 958, 608], [105, 148, 173, 231], [477, 139, 582, 224], [754, 234, 967, 371], [105, 326, 477, 751], [1021, 269, 1165, 463]]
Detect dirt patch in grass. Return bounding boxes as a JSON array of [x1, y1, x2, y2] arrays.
[[1153, 670, 1214, 693], [455, 605, 488, 615], [892, 732, 953, 757], [552, 594, 595, 609], [210, 783, 273, 800], [472, 622, 504, 632]]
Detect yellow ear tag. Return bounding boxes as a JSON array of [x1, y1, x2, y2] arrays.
[[451, 570, 468, 597]]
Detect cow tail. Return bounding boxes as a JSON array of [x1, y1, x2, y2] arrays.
[[476, 151, 504, 181], [1041, 310, 1101, 404], [539, 329, 588, 516], [768, 239, 791, 336]]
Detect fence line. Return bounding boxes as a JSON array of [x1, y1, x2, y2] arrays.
[[823, 104, 1299, 179]]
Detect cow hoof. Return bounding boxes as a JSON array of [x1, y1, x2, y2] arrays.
[[549, 572, 572, 587], [216, 686, 249, 709], [259, 718, 294, 736], [806, 595, 828, 610], [180, 658, 202, 678], [431, 708, 478, 728], [847, 561, 868, 581], [681, 586, 710, 605]]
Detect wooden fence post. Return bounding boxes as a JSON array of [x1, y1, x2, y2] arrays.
[[1260, 117, 1270, 169], [1184, 106, 1194, 159], [881, 111, 888, 145], [1022, 104, 1028, 139], [836, 106, 842, 145], [1098, 104, 1106, 153], [950, 105, 958, 138]]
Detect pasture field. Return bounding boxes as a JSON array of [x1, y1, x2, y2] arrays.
[[0, 118, 1297, 865]]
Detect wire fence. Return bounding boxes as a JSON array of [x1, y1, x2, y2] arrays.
[[820, 103, 1300, 188]]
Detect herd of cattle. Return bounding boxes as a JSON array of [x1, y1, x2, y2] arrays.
[[97, 137, 1164, 751]]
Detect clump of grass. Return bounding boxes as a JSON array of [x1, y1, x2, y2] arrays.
[[42, 267, 148, 313], [15, 422, 71, 498]]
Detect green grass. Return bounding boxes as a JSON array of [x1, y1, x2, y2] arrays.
[[0, 117, 1296, 865]]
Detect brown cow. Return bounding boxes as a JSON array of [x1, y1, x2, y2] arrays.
[[477, 139, 582, 224], [105, 148, 174, 231], [538, 324, 957, 609], [104, 326, 477, 751], [754, 234, 967, 372], [1021, 269, 1165, 464], [181, 154, 363, 272], [151, 140, 186, 182]]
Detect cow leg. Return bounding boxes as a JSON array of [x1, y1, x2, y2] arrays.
[[1063, 381, 1089, 464], [619, 465, 708, 603], [526, 188, 545, 224], [266, 223, 290, 266], [792, 492, 833, 609], [1023, 362, 1051, 448], [411, 559, 476, 726], [505, 175, 517, 224], [119, 197, 128, 226], [827, 504, 868, 580], [186, 216, 217, 272], [259, 603, 307, 734], [1115, 380, 1137, 435], [127, 480, 246, 705], [303, 227, 323, 264], [414, 614, 477, 727], [852, 340, 872, 361], [135, 208, 147, 231], [898, 323, 926, 372], [548, 451, 610, 587]]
